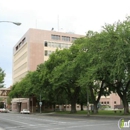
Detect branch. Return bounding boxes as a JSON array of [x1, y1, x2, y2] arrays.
[[96, 80, 104, 103], [126, 80, 130, 91]]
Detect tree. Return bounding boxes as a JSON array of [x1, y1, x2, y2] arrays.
[[0, 67, 5, 88], [9, 71, 35, 98], [77, 87, 87, 111], [102, 17, 130, 114], [77, 17, 130, 114], [45, 48, 82, 113]]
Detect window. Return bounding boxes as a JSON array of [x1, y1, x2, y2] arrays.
[[51, 35, 60, 40], [56, 105, 59, 108], [104, 102, 106, 104], [62, 36, 70, 41], [77, 106, 79, 108], [114, 101, 116, 104], [72, 37, 77, 41], [16, 46, 18, 51], [107, 101, 109, 104], [22, 37, 26, 44], [45, 50, 48, 56], [44, 41, 48, 47], [19, 42, 22, 46], [48, 50, 52, 56]]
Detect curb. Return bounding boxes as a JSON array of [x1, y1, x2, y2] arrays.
[[33, 113, 130, 120]]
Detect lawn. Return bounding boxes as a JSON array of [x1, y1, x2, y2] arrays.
[[56, 110, 130, 116]]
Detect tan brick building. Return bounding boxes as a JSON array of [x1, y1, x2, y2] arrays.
[[13, 28, 83, 84], [12, 28, 83, 112]]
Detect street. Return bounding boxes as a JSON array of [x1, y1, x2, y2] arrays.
[[0, 113, 120, 130]]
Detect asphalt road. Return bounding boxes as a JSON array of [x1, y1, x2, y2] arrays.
[[0, 113, 121, 130]]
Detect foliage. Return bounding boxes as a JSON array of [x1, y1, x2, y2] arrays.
[[0, 67, 5, 88]]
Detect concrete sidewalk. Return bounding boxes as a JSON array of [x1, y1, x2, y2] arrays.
[[9, 111, 130, 120], [33, 112, 130, 120]]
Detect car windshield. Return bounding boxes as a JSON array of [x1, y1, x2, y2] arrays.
[[23, 109, 28, 111]]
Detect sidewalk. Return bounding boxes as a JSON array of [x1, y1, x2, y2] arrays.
[[9, 111, 130, 120], [33, 112, 130, 120]]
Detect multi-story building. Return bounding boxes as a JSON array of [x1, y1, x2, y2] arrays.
[[13, 28, 83, 84], [12, 28, 122, 112]]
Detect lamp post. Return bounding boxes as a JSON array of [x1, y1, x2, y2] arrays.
[[19, 97, 21, 113], [87, 91, 90, 116], [0, 21, 21, 26], [39, 93, 42, 113]]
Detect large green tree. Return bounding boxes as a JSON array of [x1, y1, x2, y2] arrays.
[[72, 35, 109, 113], [77, 17, 130, 114], [44, 48, 82, 113], [102, 17, 130, 114]]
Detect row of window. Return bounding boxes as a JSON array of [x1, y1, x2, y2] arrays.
[[44, 41, 71, 49], [101, 101, 117, 104], [51, 34, 77, 41], [15, 37, 26, 51], [44, 50, 54, 56]]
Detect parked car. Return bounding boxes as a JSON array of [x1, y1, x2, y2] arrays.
[[0, 108, 9, 113], [20, 109, 30, 114]]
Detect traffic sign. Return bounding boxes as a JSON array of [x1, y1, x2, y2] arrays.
[[39, 102, 42, 106]]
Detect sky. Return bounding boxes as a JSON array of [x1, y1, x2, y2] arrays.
[[0, 0, 130, 88]]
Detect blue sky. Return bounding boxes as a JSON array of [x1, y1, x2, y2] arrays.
[[0, 0, 130, 88]]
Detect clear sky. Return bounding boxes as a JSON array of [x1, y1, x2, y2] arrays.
[[0, 0, 130, 88]]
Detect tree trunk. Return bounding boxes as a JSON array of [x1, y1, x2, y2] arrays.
[[93, 102, 98, 113], [53, 103, 56, 111], [116, 81, 130, 114], [67, 86, 80, 113], [80, 103, 84, 111], [89, 81, 104, 114], [117, 90, 129, 114], [70, 99, 77, 113], [122, 96, 129, 114]]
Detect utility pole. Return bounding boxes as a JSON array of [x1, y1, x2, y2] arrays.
[[87, 91, 90, 116], [39, 93, 42, 113]]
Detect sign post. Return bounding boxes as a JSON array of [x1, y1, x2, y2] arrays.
[[39, 101, 42, 113], [39, 94, 42, 113]]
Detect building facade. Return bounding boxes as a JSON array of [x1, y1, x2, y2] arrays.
[[12, 28, 83, 112], [13, 28, 83, 84], [99, 93, 122, 109]]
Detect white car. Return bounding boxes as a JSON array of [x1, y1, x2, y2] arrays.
[[0, 108, 9, 113], [20, 109, 30, 114]]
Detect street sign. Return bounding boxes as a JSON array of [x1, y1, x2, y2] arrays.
[[39, 102, 42, 106]]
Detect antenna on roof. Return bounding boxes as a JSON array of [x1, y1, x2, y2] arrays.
[[58, 15, 59, 31]]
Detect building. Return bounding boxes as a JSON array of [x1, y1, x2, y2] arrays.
[[13, 28, 83, 84], [99, 93, 122, 109], [12, 28, 122, 112], [0, 87, 11, 109], [12, 28, 83, 112]]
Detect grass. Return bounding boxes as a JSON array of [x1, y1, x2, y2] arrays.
[[92, 110, 124, 116], [55, 110, 130, 116]]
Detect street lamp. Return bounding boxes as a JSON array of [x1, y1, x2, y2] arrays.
[[39, 93, 42, 113], [87, 91, 90, 116], [0, 21, 21, 26]]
